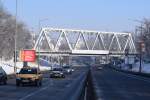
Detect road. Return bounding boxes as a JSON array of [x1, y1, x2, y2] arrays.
[[92, 67, 150, 100], [0, 67, 88, 100]]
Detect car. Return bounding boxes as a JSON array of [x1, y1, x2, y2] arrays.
[[97, 64, 104, 70], [50, 68, 65, 78], [97, 66, 103, 70], [71, 68, 75, 72], [16, 67, 42, 87], [63, 65, 72, 74], [94, 64, 104, 70], [0, 67, 7, 85]]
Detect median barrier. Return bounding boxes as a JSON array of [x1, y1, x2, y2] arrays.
[[62, 69, 89, 100]]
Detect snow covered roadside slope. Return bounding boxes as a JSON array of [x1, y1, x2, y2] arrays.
[[0, 60, 51, 75], [0, 60, 14, 75], [132, 62, 150, 73]]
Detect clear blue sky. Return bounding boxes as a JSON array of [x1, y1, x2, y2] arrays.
[[1, 0, 150, 33]]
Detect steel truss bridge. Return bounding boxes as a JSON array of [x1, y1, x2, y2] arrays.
[[34, 28, 137, 56]]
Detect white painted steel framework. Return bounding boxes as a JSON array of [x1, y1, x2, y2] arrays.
[[34, 28, 136, 55]]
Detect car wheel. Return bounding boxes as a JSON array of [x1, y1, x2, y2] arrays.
[[62, 75, 65, 78]]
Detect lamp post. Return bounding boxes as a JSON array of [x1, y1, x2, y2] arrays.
[[37, 18, 49, 69], [14, 0, 18, 73], [0, 0, 3, 9]]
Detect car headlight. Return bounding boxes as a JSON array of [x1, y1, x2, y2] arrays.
[[68, 69, 71, 72], [60, 73, 63, 74]]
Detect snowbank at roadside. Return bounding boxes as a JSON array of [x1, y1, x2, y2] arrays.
[[121, 61, 150, 74], [0, 60, 51, 75]]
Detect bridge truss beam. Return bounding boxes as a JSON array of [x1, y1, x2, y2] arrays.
[[34, 28, 137, 55]]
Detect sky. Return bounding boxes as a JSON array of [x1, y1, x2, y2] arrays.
[[1, 0, 150, 33]]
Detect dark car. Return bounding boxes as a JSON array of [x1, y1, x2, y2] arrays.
[[16, 67, 43, 87], [0, 67, 7, 85], [50, 68, 65, 78]]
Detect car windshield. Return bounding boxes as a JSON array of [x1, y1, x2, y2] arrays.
[[53, 68, 62, 71], [19, 68, 37, 74]]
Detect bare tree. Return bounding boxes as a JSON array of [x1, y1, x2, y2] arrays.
[[135, 18, 150, 56], [0, 6, 32, 60]]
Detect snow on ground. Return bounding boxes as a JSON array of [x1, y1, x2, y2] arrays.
[[0, 59, 51, 75], [121, 61, 150, 73], [132, 62, 150, 73]]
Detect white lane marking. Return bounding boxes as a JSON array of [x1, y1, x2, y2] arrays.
[[116, 70, 150, 83], [84, 87, 87, 100], [65, 71, 86, 88], [19, 86, 48, 100], [19, 79, 51, 100], [19, 70, 87, 100]]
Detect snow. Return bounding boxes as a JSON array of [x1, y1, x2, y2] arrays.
[[121, 61, 150, 73], [0, 59, 51, 75], [132, 62, 150, 73]]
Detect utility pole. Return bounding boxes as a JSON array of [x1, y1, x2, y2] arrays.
[[139, 41, 145, 73], [139, 44, 142, 73], [128, 19, 145, 73], [14, 0, 18, 73], [0, 0, 3, 9], [139, 21, 146, 73]]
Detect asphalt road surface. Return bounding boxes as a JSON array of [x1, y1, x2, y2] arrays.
[[92, 67, 150, 100], [0, 67, 88, 100]]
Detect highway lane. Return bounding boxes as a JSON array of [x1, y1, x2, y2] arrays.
[[0, 67, 88, 100], [92, 67, 150, 100]]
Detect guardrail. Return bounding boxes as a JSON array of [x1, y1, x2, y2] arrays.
[[62, 69, 89, 100], [90, 70, 102, 100]]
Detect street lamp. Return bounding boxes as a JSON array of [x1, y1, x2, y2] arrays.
[[37, 18, 49, 69], [14, 0, 18, 73], [0, 0, 3, 9]]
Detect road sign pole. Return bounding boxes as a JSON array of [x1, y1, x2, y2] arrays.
[[14, 0, 18, 74]]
